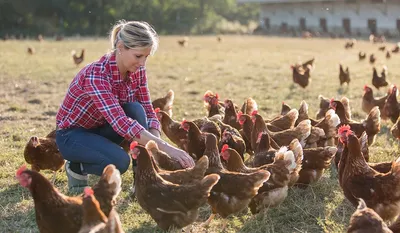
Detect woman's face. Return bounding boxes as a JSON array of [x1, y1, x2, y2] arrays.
[[118, 44, 151, 73]]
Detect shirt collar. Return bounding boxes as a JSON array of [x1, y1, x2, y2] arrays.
[[109, 52, 133, 84]]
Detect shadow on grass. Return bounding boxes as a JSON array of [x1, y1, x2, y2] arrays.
[[0, 183, 28, 207]]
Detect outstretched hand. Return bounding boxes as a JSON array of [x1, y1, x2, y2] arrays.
[[163, 145, 195, 168]]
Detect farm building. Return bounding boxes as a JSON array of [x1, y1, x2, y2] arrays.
[[238, 0, 400, 37]]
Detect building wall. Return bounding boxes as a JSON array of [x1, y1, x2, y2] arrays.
[[259, 2, 400, 35]]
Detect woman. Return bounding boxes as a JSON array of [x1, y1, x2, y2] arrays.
[[56, 20, 194, 192]]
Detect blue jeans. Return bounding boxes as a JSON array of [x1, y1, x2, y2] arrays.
[[56, 102, 148, 176]]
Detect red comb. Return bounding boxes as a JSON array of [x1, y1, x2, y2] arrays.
[[330, 98, 335, 104], [16, 165, 27, 177], [282, 101, 285, 104], [221, 144, 229, 153], [215, 93, 219, 100], [363, 85, 368, 90], [181, 119, 187, 125], [154, 108, 160, 113], [84, 187, 94, 197], [345, 129, 354, 137], [130, 141, 139, 150], [338, 125, 351, 135], [251, 110, 258, 116]]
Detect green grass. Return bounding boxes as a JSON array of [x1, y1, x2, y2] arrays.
[[0, 35, 399, 232]]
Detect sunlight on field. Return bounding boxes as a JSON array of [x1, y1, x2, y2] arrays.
[[0, 35, 399, 232]]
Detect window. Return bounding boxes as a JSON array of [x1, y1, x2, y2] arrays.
[[397, 19, 400, 32], [264, 18, 270, 30], [368, 19, 377, 34], [320, 18, 327, 32], [343, 18, 351, 34], [280, 22, 288, 33], [300, 18, 306, 31]]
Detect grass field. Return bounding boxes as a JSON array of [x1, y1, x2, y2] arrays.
[[0, 35, 400, 233]]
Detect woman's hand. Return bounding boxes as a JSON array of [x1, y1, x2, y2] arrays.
[[163, 144, 195, 168], [149, 128, 160, 138]]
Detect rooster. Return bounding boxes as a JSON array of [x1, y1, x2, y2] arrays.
[[347, 199, 392, 233], [339, 127, 400, 222], [129, 141, 220, 232], [372, 66, 389, 90], [152, 89, 174, 117], [24, 131, 64, 183], [339, 64, 350, 86], [72, 49, 85, 66]]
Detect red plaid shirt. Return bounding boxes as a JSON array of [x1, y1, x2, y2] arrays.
[[56, 52, 160, 140]]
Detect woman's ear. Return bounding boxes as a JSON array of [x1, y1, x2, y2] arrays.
[[116, 41, 125, 53]]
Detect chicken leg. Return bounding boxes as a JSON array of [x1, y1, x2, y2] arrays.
[[50, 171, 57, 184], [201, 213, 216, 227]]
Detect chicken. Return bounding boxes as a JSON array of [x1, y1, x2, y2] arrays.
[[280, 101, 292, 116], [386, 51, 391, 59], [217, 36, 222, 42], [378, 45, 386, 51], [23, 132, 64, 183], [132, 141, 210, 185], [78, 187, 124, 233], [267, 119, 311, 147], [339, 64, 350, 86], [180, 119, 210, 161], [314, 109, 341, 147], [16, 165, 83, 233], [145, 140, 184, 171], [301, 57, 315, 70], [37, 34, 44, 42], [372, 66, 389, 90], [316, 95, 331, 119], [383, 85, 400, 124], [220, 140, 302, 214], [251, 111, 268, 153], [91, 165, 122, 217], [203, 90, 224, 118], [222, 99, 241, 130], [296, 146, 337, 187], [331, 100, 381, 145], [269, 108, 299, 131], [291, 64, 311, 88], [391, 116, 400, 140], [339, 128, 400, 222], [72, 49, 85, 66], [219, 129, 246, 160], [237, 111, 254, 154], [252, 132, 277, 167], [177, 37, 189, 47], [203, 133, 270, 229], [129, 141, 220, 232], [27, 46, 35, 55], [370, 54, 376, 64], [152, 89, 174, 117], [155, 109, 188, 151], [347, 199, 392, 233], [240, 97, 258, 115], [390, 215, 400, 233], [362, 85, 389, 115], [359, 51, 367, 61], [345, 39, 356, 49]]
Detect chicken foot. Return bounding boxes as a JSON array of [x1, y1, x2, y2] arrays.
[[201, 213, 216, 227]]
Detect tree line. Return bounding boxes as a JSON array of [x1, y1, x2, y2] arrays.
[[0, 0, 259, 38]]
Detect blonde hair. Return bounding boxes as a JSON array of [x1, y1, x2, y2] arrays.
[[109, 20, 159, 55]]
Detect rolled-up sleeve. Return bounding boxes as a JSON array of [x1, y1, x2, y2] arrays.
[[83, 71, 145, 139], [135, 67, 161, 132]]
